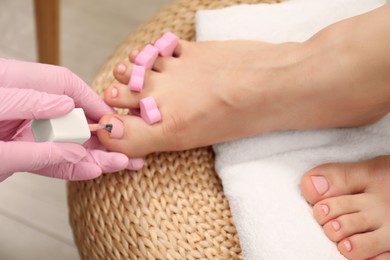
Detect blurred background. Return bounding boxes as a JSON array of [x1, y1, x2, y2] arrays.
[[0, 0, 169, 259]]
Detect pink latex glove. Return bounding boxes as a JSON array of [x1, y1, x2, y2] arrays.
[[0, 59, 143, 182]]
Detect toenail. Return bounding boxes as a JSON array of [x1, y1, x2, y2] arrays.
[[134, 44, 159, 70], [131, 49, 139, 57], [311, 175, 329, 195], [128, 158, 144, 170], [320, 204, 329, 216], [331, 220, 341, 231], [154, 32, 179, 57], [116, 64, 126, 74], [128, 65, 145, 92], [111, 87, 119, 98], [343, 240, 352, 252], [140, 96, 161, 125], [109, 117, 124, 139]]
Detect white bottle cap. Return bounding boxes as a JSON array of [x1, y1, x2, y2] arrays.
[[31, 108, 91, 144]]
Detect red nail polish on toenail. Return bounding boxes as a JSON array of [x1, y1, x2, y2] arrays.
[[116, 64, 126, 74], [343, 240, 352, 252], [111, 87, 119, 98], [320, 204, 329, 216], [331, 220, 341, 231], [109, 117, 124, 139], [311, 176, 329, 195]]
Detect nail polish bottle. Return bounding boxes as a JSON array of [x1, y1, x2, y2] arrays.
[[32, 108, 91, 144]]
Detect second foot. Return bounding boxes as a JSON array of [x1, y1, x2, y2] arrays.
[[301, 156, 390, 260]]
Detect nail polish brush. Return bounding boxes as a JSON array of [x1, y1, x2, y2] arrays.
[[88, 123, 113, 133]]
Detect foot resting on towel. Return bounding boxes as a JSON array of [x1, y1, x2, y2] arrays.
[[300, 156, 390, 259], [98, 40, 319, 157], [97, 4, 390, 158]]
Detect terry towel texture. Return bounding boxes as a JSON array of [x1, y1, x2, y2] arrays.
[[196, 0, 387, 259]]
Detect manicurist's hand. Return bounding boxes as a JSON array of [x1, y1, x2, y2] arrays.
[[0, 59, 143, 182]]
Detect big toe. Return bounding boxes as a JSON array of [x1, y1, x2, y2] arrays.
[[97, 114, 161, 157], [300, 160, 372, 205]]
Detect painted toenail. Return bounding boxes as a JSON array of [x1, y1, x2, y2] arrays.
[[111, 87, 119, 98], [140, 96, 161, 125], [154, 32, 179, 57], [109, 117, 124, 139], [331, 220, 341, 231], [320, 204, 329, 215], [343, 240, 352, 252], [311, 175, 329, 195], [134, 44, 159, 70], [127, 158, 144, 170], [116, 64, 126, 74], [128, 65, 145, 92]]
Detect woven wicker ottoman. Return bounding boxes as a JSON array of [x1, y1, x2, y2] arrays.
[[67, 0, 279, 259]]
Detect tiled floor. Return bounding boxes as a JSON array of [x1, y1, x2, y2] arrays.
[[0, 0, 169, 259]]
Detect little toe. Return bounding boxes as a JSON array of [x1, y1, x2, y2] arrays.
[[129, 49, 140, 63], [125, 38, 185, 74], [152, 32, 182, 57]]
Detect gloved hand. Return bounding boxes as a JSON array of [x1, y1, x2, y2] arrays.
[[0, 59, 143, 182]]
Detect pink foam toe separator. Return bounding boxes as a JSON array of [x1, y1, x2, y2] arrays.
[[154, 32, 179, 57], [128, 65, 145, 92], [140, 96, 161, 125], [134, 44, 159, 69]]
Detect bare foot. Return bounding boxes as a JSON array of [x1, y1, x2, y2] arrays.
[[97, 5, 390, 157], [98, 41, 388, 157], [300, 156, 390, 259], [97, 40, 313, 157]]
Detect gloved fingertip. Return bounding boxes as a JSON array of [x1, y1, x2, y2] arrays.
[[59, 95, 76, 112], [70, 163, 102, 181], [53, 94, 75, 111], [127, 158, 145, 170], [103, 153, 129, 173], [37, 94, 75, 119], [88, 150, 129, 173]]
